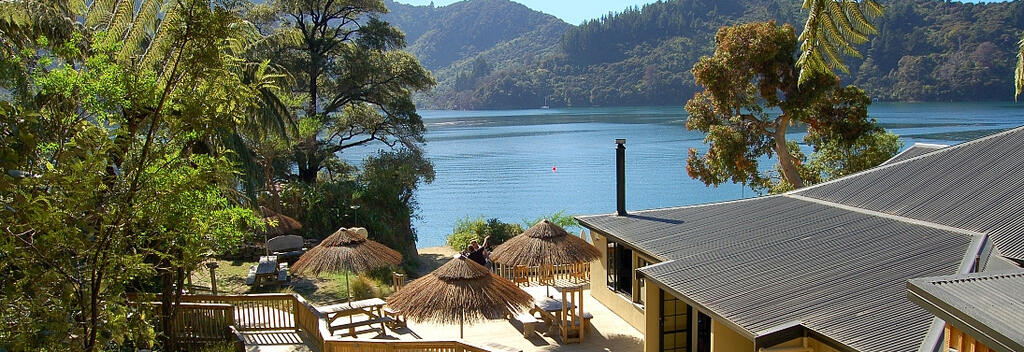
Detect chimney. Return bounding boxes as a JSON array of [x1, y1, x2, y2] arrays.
[[616, 139, 627, 216]]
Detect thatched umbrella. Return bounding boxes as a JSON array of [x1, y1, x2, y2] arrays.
[[292, 227, 402, 301], [257, 206, 302, 236], [490, 219, 600, 267], [386, 255, 532, 338], [490, 219, 601, 295]]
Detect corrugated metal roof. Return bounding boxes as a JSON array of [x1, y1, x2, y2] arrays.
[[579, 196, 975, 352], [908, 271, 1024, 352], [882, 143, 947, 165], [795, 126, 1024, 261]]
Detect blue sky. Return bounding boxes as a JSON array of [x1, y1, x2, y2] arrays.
[[393, 0, 1010, 26]]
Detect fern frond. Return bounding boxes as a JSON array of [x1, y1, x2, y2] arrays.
[[797, 0, 883, 85], [140, 2, 179, 70], [105, 0, 134, 40], [1015, 32, 1024, 101], [116, 0, 161, 63], [85, 0, 116, 29]]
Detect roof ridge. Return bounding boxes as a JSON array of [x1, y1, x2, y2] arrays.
[[784, 194, 983, 237], [577, 194, 781, 219], [790, 125, 1024, 196]]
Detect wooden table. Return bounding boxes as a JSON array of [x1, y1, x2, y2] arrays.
[[318, 298, 389, 337], [247, 256, 287, 287], [523, 286, 575, 336]]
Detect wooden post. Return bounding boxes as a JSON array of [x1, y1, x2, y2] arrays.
[[206, 261, 220, 295]]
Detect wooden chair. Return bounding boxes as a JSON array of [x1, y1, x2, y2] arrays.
[[512, 265, 530, 286], [538, 264, 555, 286], [384, 272, 407, 328], [570, 262, 589, 282]]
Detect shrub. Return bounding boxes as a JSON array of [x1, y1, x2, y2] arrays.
[[522, 210, 580, 232], [445, 216, 524, 252]]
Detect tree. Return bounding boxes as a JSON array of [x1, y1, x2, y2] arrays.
[[1, 1, 260, 350], [273, 0, 435, 183], [685, 22, 897, 193], [796, 0, 884, 84]]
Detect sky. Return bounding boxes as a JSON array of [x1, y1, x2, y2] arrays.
[[393, 0, 1010, 26]]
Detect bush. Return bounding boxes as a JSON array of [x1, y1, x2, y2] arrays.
[[522, 210, 580, 233], [445, 216, 524, 252]]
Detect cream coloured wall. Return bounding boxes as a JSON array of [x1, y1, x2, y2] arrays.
[[764, 337, 842, 352], [643, 283, 662, 352], [711, 319, 755, 352], [589, 231, 647, 332]]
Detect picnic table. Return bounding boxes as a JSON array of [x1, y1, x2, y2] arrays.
[[318, 298, 390, 337], [522, 283, 590, 342], [246, 255, 288, 287], [523, 286, 573, 335]]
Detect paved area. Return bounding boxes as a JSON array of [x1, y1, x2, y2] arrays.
[[330, 289, 644, 352]]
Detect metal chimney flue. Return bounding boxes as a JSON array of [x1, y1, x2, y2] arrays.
[[616, 139, 627, 216]]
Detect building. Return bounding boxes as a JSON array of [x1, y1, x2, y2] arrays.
[[577, 127, 1024, 352], [908, 271, 1024, 352]]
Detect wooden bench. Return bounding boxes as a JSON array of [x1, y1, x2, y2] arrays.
[[515, 313, 539, 337], [382, 306, 406, 329], [329, 316, 392, 337]]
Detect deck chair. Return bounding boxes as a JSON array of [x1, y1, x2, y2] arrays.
[[569, 262, 589, 282], [383, 272, 407, 328], [512, 265, 530, 286], [538, 264, 555, 286]]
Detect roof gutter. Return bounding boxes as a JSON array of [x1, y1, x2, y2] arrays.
[[639, 262, 758, 341], [916, 233, 991, 352]]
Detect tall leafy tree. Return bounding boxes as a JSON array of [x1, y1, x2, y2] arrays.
[[273, 0, 435, 183], [685, 21, 897, 193], [1, 1, 261, 350], [796, 0, 883, 84]]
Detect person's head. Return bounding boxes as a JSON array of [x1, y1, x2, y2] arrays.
[[469, 240, 479, 249]]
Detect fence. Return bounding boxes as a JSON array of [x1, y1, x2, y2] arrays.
[[492, 262, 590, 285], [135, 293, 509, 352]]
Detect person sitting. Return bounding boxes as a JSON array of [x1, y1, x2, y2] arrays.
[[466, 235, 489, 266]]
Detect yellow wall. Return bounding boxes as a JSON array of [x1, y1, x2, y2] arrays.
[[766, 337, 841, 352], [711, 320, 755, 352], [589, 231, 647, 332], [643, 283, 662, 352]]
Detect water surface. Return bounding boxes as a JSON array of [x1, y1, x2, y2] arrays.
[[346, 102, 1024, 247]]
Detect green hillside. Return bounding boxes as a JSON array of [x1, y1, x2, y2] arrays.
[[385, 0, 1024, 109]]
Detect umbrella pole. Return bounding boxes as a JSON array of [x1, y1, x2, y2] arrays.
[[460, 309, 464, 339]]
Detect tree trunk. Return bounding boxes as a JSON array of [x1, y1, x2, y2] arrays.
[[773, 116, 804, 189]]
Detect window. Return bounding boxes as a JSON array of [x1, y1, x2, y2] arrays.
[[660, 290, 711, 352], [660, 290, 689, 352], [636, 257, 651, 306], [606, 240, 632, 296]]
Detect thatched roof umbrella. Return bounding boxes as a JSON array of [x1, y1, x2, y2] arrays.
[[386, 255, 532, 338], [490, 219, 601, 295], [292, 227, 402, 301], [490, 219, 601, 267], [257, 206, 302, 236]]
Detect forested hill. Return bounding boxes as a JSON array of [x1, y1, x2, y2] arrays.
[[386, 0, 1024, 109], [382, 0, 570, 70]]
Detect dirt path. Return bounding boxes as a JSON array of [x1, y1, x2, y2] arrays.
[[413, 246, 457, 276]]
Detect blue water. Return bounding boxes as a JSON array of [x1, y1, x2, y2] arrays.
[[343, 102, 1024, 247]]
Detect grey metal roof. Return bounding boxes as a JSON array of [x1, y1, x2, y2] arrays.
[[795, 126, 1024, 261], [882, 143, 947, 165], [579, 195, 978, 352], [908, 271, 1024, 352]]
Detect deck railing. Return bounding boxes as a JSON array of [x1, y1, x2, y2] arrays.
[[492, 262, 590, 285], [135, 293, 513, 352], [321, 339, 495, 352]]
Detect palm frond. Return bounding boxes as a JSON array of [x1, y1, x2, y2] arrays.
[[797, 0, 883, 84]]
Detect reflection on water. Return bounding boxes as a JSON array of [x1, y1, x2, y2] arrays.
[[341, 102, 1024, 247]]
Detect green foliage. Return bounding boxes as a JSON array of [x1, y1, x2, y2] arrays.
[[796, 0, 883, 84], [445, 216, 524, 252], [522, 210, 580, 233], [684, 22, 897, 194], [393, 0, 1024, 109]]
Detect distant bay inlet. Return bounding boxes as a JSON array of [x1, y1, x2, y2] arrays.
[[341, 103, 1024, 247]]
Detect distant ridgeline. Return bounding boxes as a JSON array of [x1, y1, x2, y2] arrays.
[[383, 0, 1024, 109]]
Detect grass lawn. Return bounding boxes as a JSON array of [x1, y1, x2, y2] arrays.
[[188, 259, 393, 305]]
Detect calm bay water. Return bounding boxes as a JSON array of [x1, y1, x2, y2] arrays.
[[345, 102, 1024, 248]]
